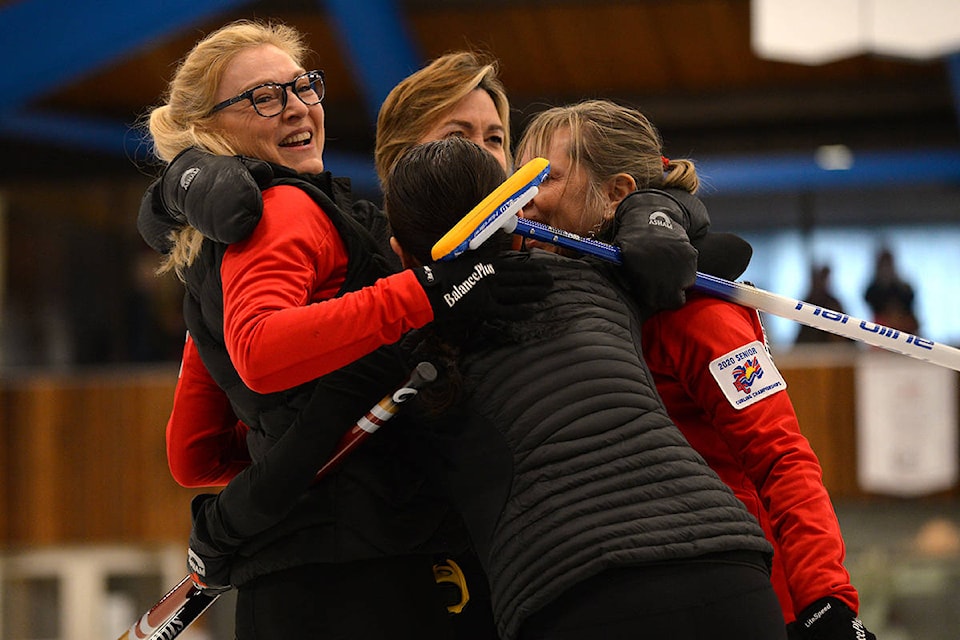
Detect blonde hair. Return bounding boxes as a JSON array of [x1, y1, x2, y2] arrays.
[[375, 51, 511, 187], [143, 19, 310, 278], [516, 100, 699, 231]]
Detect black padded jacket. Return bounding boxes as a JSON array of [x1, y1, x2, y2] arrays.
[[139, 166, 464, 585], [411, 250, 774, 640]]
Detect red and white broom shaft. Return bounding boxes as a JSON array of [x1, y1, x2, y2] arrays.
[[116, 576, 212, 640], [118, 362, 437, 640], [315, 361, 438, 478]]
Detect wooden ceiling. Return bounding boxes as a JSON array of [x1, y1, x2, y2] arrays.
[[1, 0, 957, 192]]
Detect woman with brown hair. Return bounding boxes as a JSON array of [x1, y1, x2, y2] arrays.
[[375, 50, 511, 183], [383, 135, 784, 640]]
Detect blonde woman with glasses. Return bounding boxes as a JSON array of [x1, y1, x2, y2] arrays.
[[137, 20, 551, 639]]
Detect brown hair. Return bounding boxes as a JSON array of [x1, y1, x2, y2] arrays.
[[384, 136, 507, 264], [516, 99, 699, 233], [375, 51, 511, 187]]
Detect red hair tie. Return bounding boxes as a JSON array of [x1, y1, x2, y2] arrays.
[[661, 156, 670, 170]]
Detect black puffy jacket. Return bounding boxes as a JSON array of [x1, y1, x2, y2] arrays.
[[412, 250, 773, 640], [139, 166, 463, 585]]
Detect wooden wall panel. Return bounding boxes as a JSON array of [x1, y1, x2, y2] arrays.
[[0, 367, 201, 547], [0, 388, 6, 542], [780, 363, 860, 498]]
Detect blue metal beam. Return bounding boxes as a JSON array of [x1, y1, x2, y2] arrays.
[[948, 52, 960, 133], [0, 108, 381, 192], [1, 0, 253, 108], [0, 0, 252, 168], [1, 104, 958, 196], [697, 148, 960, 194], [0, 110, 146, 157], [321, 0, 422, 121], [0, 108, 380, 192], [1, 0, 958, 198]]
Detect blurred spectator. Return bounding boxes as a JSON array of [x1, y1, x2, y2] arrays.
[[864, 247, 919, 334], [795, 263, 850, 344], [123, 245, 186, 362]]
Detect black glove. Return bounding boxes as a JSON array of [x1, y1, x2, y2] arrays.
[[137, 179, 182, 254], [415, 251, 553, 324], [661, 190, 752, 281], [693, 231, 753, 281], [612, 189, 700, 314], [156, 147, 273, 243], [787, 597, 876, 640], [186, 493, 240, 594]]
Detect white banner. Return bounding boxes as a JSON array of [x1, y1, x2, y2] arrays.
[[752, 0, 960, 63], [856, 351, 958, 496]]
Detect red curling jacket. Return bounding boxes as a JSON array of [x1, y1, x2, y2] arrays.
[[641, 292, 859, 623], [218, 185, 431, 395], [165, 183, 432, 487], [166, 334, 249, 487]]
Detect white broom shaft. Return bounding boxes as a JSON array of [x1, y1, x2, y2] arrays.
[[507, 220, 960, 371], [694, 273, 960, 372]]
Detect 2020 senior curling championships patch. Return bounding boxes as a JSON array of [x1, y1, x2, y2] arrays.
[[709, 340, 787, 410]]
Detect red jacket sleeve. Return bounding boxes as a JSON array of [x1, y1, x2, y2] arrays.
[[166, 333, 251, 488], [642, 295, 859, 617], [221, 185, 433, 393]]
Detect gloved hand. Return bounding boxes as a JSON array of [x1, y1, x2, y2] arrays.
[[415, 251, 553, 324], [787, 597, 876, 640], [612, 189, 700, 314], [659, 189, 753, 281], [137, 179, 182, 254], [186, 493, 240, 595], [156, 147, 273, 243], [692, 231, 753, 281]]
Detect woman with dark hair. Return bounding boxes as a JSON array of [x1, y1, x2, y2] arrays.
[[383, 135, 785, 640]]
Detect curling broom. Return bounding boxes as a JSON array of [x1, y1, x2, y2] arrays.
[[117, 363, 438, 640], [431, 158, 960, 372]]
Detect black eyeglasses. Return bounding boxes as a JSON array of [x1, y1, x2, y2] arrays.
[[210, 70, 325, 117]]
